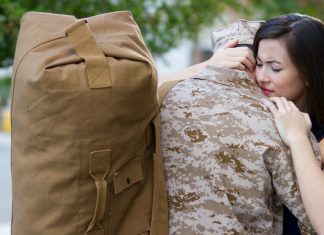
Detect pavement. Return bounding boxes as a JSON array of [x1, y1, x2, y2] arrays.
[[0, 132, 11, 235], [0, 132, 10, 146], [0, 224, 10, 235]]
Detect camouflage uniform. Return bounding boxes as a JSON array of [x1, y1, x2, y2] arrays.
[[160, 66, 321, 234]]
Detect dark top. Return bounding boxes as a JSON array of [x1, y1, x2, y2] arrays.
[[283, 115, 323, 234], [311, 114, 324, 142]]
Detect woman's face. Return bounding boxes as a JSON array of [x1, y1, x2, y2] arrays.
[[255, 38, 307, 110]]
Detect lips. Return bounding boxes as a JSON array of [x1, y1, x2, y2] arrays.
[[260, 86, 274, 96]]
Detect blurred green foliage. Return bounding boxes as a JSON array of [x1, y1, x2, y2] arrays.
[[3, 0, 236, 66], [0, 0, 323, 106], [0, 76, 11, 106], [1, 0, 323, 67]]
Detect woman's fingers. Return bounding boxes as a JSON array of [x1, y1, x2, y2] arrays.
[[280, 97, 291, 110], [288, 100, 296, 109], [268, 97, 301, 113], [288, 100, 300, 111], [211, 41, 256, 72], [269, 97, 285, 111], [230, 48, 255, 72], [263, 97, 311, 146], [222, 39, 240, 49], [262, 99, 278, 115], [267, 97, 306, 116], [302, 112, 312, 127], [240, 55, 255, 73]]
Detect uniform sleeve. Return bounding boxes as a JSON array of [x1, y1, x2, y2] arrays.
[[265, 134, 321, 234]]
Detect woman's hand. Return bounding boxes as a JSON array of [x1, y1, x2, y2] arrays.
[[206, 39, 256, 74], [159, 39, 256, 85], [263, 97, 312, 147]]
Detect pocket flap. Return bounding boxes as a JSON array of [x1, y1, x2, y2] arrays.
[[113, 157, 143, 195]]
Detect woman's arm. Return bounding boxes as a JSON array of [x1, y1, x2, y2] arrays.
[[159, 39, 256, 85], [158, 61, 208, 85], [264, 97, 324, 234]]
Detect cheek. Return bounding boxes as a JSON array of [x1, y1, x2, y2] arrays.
[[291, 82, 306, 98], [275, 76, 305, 99]]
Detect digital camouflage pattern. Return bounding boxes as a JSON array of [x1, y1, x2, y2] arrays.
[[160, 66, 321, 235], [211, 19, 264, 52]]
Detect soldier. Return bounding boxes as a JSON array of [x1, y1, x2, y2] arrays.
[[159, 18, 322, 234]]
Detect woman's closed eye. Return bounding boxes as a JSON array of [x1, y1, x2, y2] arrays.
[[272, 67, 282, 72]]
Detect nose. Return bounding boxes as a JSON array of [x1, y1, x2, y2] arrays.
[[255, 66, 269, 84]]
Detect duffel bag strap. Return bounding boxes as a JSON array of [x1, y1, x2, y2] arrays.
[[151, 114, 168, 235], [148, 80, 183, 234], [65, 20, 112, 89], [86, 149, 111, 235], [158, 79, 183, 106]]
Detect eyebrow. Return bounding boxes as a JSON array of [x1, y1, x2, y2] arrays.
[[256, 56, 282, 65]]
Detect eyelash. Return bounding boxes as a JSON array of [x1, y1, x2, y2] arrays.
[[256, 63, 282, 72]]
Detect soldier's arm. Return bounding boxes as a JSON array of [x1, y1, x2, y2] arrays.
[[319, 139, 324, 162], [158, 61, 208, 85]]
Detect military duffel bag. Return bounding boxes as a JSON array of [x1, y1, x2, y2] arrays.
[[11, 11, 167, 235]]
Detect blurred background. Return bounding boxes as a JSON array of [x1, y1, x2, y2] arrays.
[[0, 0, 323, 234]]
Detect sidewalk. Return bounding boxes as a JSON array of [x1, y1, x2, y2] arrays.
[[0, 223, 10, 235], [0, 132, 10, 146], [0, 131, 11, 233]]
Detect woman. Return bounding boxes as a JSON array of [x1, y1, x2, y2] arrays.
[[252, 14, 324, 234]]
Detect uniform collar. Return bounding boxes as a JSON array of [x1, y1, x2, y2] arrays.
[[192, 66, 260, 92]]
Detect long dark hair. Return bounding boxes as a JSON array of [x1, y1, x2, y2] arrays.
[[253, 13, 324, 123]]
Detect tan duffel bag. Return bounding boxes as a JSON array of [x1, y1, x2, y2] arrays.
[[11, 11, 167, 235]]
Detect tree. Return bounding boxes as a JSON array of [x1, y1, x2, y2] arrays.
[[0, 0, 323, 67]]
